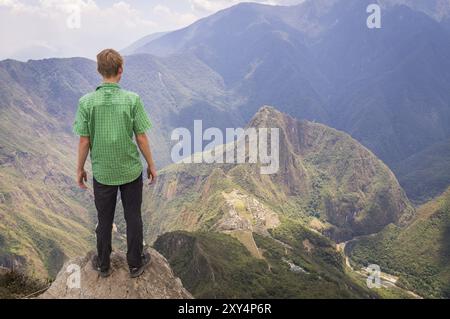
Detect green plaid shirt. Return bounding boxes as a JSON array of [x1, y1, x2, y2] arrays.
[[73, 82, 152, 186]]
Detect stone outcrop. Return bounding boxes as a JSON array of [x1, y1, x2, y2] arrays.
[[39, 248, 193, 299]]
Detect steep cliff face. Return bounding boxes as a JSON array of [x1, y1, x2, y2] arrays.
[[144, 106, 414, 243], [248, 107, 414, 238], [39, 248, 192, 299]]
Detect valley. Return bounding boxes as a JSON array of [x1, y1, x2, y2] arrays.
[[337, 238, 422, 299], [347, 187, 450, 298]]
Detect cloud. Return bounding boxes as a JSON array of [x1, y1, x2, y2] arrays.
[[152, 4, 197, 29], [190, 0, 229, 13], [189, 0, 304, 14], [0, 0, 156, 60]]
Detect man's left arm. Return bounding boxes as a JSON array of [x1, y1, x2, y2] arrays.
[[133, 96, 155, 184]]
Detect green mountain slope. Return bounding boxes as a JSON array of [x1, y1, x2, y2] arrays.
[[0, 58, 99, 278], [154, 230, 376, 299], [144, 106, 413, 244], [348, 187, 450, 298]]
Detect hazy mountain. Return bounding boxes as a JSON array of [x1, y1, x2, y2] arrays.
[[133, 2, 331, 123], [121, 53, 243, 165], [315, 0, 450, 166], [121, 32, 169, 56], [381, 0, 450, 21], [10, 44, 62, 62], [393, 139, 450, 203], [348, 187, 450, 298], [130, 0, 450, 167]]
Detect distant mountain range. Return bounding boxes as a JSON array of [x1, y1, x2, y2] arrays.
[[127, 0, 450, 201]]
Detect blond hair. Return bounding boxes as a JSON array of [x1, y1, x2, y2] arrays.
[[96, 49, 124, 78]]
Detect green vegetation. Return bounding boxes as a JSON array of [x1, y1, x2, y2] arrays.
[[348, 188, 450, 298], [0, 129, 95, 279], [270, 218, 343, 271], [155, 229, 376, 299]]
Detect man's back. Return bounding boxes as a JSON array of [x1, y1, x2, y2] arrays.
[[74, 82, 152, 186], [74, 48, 156, 278]]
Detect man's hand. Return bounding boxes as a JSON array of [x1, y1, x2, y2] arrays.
[[77, 169, 88, 189], [147, 165, 157, 185]]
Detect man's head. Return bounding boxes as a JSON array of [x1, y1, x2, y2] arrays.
[[97, 49, 123, 82]]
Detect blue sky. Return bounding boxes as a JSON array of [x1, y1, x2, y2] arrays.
[[0, 0, 303, 61]]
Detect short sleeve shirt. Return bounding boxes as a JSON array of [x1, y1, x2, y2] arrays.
[[73, 82, 152, 185]]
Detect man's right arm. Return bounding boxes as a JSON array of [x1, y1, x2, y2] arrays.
[[135, 133, 157, 184]]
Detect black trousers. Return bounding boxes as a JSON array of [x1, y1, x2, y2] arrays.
[[93, 173, 144, 270]]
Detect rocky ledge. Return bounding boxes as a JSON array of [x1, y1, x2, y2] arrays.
[[39, 248, 193, 299]]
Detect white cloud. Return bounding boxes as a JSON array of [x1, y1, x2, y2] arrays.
[[0, 0, 156, 60], [189, 0, 303, 14], [152, 4, 197, 28], [190, 0, 228, 13]]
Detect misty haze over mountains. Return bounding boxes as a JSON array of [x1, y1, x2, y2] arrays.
[[1, 0, 450, 298], [127, 0, 450, 197]]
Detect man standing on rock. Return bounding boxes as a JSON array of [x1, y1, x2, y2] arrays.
[[73, 48, 157, 278]]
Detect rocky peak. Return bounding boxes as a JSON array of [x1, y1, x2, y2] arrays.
[[39, 248, 193, 299], [235, 106, 414, 239]]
